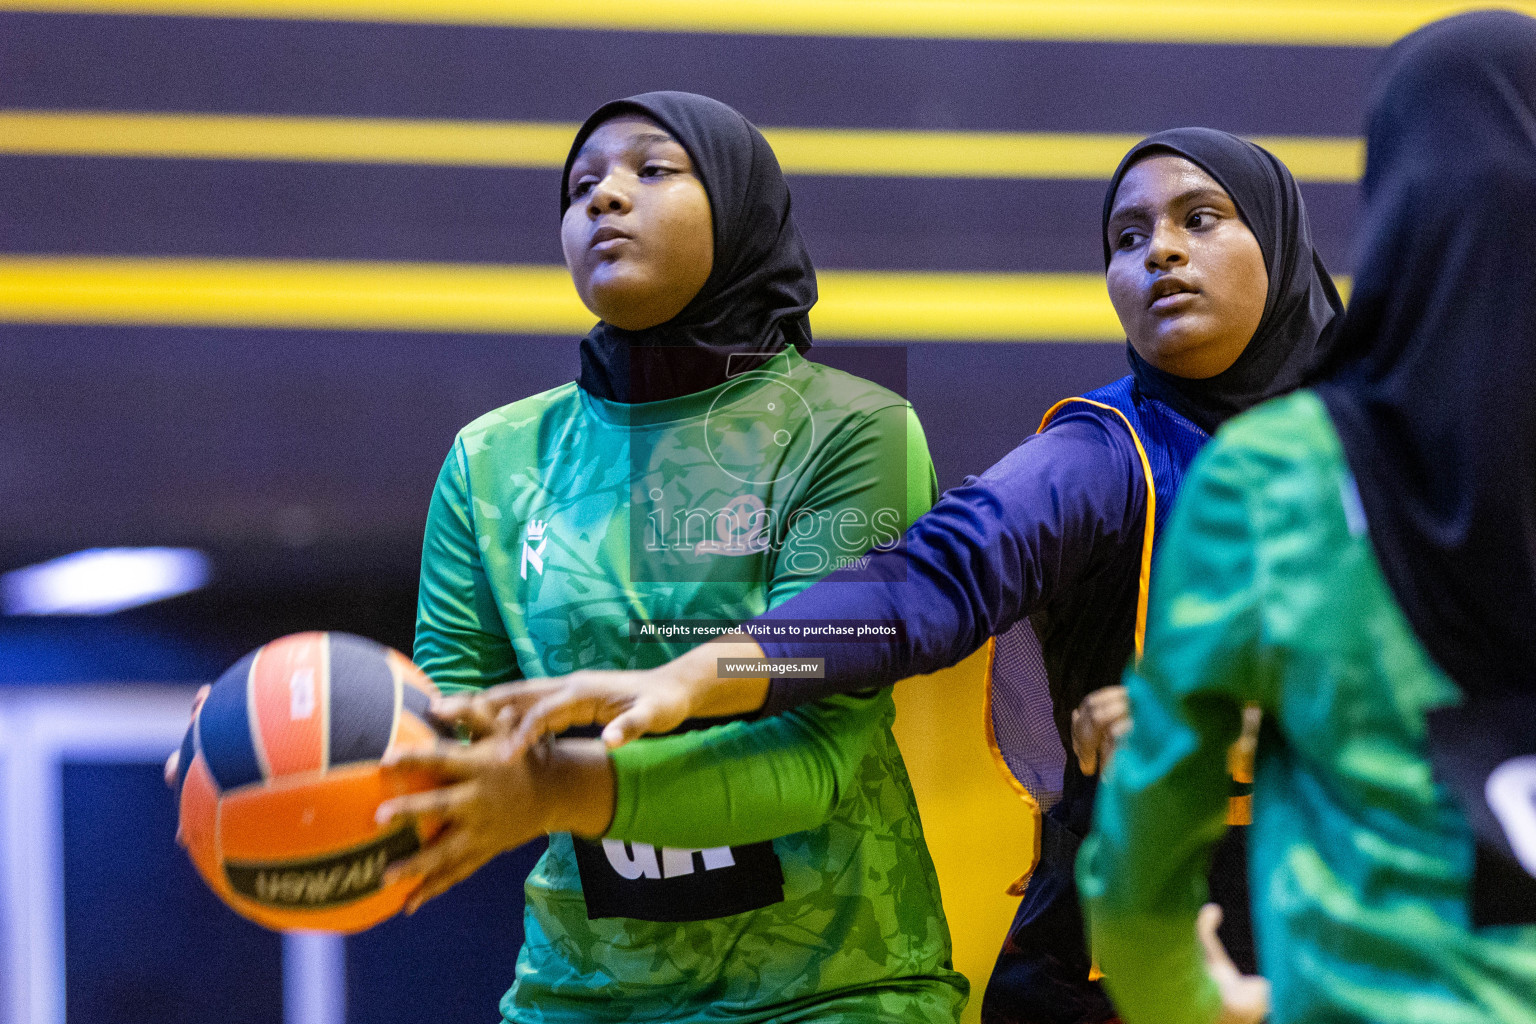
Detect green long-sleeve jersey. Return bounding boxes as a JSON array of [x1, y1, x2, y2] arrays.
[[1078, 391, 1536, 1024], [414, 347, 966, 1023]]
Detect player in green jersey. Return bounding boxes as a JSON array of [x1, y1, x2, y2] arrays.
[[374, 92, 967, 1023]]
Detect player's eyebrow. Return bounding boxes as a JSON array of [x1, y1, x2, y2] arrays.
[[572, 131, 682, 166], [1109, 187, 1232, 226], [629, 131, 679, 148]]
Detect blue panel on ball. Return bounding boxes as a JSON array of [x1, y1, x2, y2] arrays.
[[173, 716, 197, 800], [197, 649, 264, 791], [400, 680, 430, 721], [327, 633, 397, 767]]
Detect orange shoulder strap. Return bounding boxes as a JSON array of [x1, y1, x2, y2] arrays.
[[983, 397, 1159, 893]]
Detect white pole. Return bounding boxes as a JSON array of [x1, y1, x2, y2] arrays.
[[283, 931, 347, 1024]]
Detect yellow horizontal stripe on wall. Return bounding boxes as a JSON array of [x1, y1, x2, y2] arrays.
[[816, 270, 1121, 340], [0, 258, 592, 335], [0, 257, 1129, 340], [0, 111, 577, 170], [0, 0, 1531, 45], [766, 128, 1362, 182], [0, 111, 1366, 182]]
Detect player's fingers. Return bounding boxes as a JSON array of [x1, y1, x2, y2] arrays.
[[383, 825, 470, 889], [380, 740, 477, 778], [1071, 704, 1101, 775], [1092, 690, 1133, 767], [1084, 684, 1126, 710], [474, 679, 575, 721], [1197, 903, 1239, 979], [602, 704, 661, 748], [1238, 974, 1271, 1006], [1095, 733, 1118, 775], [471, 683, 558, 733], [1109, 712, 1133, 741], [1096, 727, 1128, 775], [404, 848, 494, 915], [1238, 975, 1272, 1021], [427, 693, 485, 733], [503, 691, 609, 760], [431, 682, 539, 736], [1089, 687, 1130, 724], [374, 780, 473, 828]]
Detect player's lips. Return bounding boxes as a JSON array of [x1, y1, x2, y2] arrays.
[[590, 225, 634, 253], [1147, 276, 1199, 311]]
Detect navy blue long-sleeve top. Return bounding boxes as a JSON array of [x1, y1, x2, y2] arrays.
[[757, 402, 1149, 752]]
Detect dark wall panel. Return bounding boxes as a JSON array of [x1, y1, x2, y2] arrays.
[[0, 325, 1124, 565], [0, 158, 1358, 273], [346, 840, 545, 1024], [61, 763, 284, 1024], [1, 14, 1378, 134]]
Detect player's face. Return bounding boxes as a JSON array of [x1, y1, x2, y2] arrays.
[[1105, 155, 1268, 379], [562, 116, 715, 331]]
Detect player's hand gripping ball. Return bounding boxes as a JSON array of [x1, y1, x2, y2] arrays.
[[171, 632, 447, 932]]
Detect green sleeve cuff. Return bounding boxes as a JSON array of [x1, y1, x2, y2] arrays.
[[605, 700, 877, 848]]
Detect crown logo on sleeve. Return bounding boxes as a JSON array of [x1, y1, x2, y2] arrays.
[[521, 519, 549, 579]]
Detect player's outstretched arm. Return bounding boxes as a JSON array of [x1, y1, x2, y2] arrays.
[[379, 690, 882, 908], [434, 633, 773, 757], [604, 692, 886, 850]]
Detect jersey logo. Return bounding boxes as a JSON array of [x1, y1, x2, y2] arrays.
[[600, 840, 736, 879], [573, 837, 785, 921], [521, 519, 548, 579]]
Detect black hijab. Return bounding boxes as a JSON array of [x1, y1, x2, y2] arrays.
[[1313, 10, 1536, 925], [1102, 128, 1344, 433], [562, 91, 817, 404]]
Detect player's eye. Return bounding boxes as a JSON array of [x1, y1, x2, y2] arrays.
[[638, 163, 674, 179], [569, 177, 598, 199], [1187, 210, 1215, 229], [1115, 229, 1143, 250]]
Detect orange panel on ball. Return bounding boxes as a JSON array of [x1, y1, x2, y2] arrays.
[[250, 631, 330, 778], [215, 762, 444, 932], [390, 708, 439, 752], [179, 752, 229, 898], [220, 761, 397, 861]]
